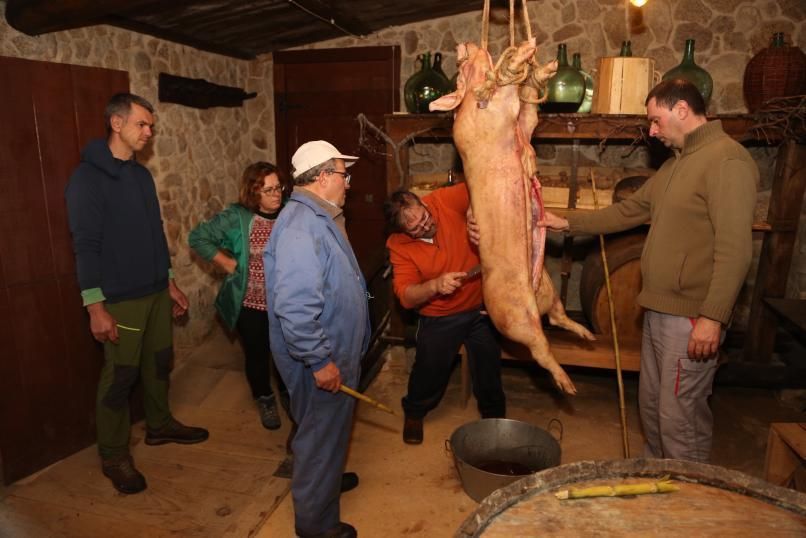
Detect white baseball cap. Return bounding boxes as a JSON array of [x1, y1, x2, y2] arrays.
[[291, 140, 358, 178]]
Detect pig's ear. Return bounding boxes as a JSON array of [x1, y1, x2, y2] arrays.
[[429, 90, 463, 111], [429, 74, 467, 111]]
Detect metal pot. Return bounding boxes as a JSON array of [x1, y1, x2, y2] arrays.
[[447, 418, 562, 502]]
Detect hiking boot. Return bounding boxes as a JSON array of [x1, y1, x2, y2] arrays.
[[101, 454, 147, 494], [145, 417, 209, 446], [296, 521, 357, 538], [257, 395, 281, 430]]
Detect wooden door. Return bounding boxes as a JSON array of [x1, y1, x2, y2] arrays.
[[274, 46, 400, 374], [0, 56, 129, 484]]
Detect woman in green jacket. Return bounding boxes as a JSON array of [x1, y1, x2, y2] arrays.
[[189, 162, 288, 429]]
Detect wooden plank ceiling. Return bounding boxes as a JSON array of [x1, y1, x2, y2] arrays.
[[5, 0, 511, 59]]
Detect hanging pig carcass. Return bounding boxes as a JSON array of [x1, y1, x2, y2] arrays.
[[430, 39, 594, 395]]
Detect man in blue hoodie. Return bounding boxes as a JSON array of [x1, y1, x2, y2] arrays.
[[65, 93, 208, 495]]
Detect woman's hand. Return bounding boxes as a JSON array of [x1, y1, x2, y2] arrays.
[[212, 251, 238, 274]]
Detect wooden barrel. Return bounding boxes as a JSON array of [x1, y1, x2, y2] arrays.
[[579, 231, 646, 343], [456, 459, 806, 537]]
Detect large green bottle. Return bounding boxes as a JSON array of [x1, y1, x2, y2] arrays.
[[404, 54, 427, 113], [572, 53, 594, 114], [662, 39, 713, 105], [412, 52, 452, 113], [543, 44, 586, 113]]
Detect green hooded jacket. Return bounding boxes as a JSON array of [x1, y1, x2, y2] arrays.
[[189, 203, 257, 329]]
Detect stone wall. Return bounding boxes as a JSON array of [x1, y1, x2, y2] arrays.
[[0, 4, 276, 351]]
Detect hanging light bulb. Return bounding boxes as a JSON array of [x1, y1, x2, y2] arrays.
[[630, 0, 649, 6]]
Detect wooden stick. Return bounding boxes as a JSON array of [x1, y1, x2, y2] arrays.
[[590, 170, 630, 458], [339, 385, 396, 415]]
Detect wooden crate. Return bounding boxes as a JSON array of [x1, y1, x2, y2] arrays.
[[765, 422, 806, 492], [592, 57, 658, 115]]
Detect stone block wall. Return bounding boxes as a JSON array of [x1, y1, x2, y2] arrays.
[[0, 6, 276, 351]]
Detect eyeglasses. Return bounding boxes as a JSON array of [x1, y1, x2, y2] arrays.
[[328, 170, 351, 185], [260, 186, 284, 195]]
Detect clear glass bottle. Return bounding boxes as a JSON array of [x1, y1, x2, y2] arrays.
[[543, 44, 586, 113], [572, 53, 594, 114]]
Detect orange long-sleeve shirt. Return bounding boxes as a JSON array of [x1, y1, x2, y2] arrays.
[[386, 183, 482, 317]]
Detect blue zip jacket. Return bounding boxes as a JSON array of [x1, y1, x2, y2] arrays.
[[65, 139, 171, 304], [264, 191, 370, 381]]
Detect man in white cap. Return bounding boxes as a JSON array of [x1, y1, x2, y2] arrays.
[[264, 140, 370, 538]]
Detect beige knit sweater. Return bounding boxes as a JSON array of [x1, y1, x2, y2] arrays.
[[567, 120, 758, 324]]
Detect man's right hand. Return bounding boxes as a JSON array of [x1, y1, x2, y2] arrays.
[[432, 272, 467, 296], [86, 303, 118, 343], [313, 361, 342, 393], [537, 211, 570, 232]]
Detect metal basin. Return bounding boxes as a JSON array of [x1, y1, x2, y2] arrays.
[[448, 418, 561, 502]]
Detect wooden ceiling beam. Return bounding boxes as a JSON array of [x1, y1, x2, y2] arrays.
[[5, 0, 158, 35]]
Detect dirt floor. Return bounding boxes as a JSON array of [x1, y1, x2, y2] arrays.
[[259, 343, 805, 537]]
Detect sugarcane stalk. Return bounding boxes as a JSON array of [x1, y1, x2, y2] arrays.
[[339, 384, 396, 415], [590, 170, 630, 459], [555, 478, 679, 500]]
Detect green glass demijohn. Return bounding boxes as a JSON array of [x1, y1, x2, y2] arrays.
[[619, 40, 633, 57], [412, 52, 452, 113], [543, 44, 586, 113], [662, 39, 713, 105], [404, 54, 427, 113], [572, 53, 594, 114]]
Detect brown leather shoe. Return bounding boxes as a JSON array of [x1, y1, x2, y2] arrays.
[[296, 521, 357, 538], [403, 416, 423, 445], [101, 454, 147, 494], [145, 417, 209, 446]]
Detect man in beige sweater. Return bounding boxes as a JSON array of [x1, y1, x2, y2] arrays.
[[542, 79, 758, 462]]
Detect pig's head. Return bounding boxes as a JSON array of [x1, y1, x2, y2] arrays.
[[429, 42, 493, 112]]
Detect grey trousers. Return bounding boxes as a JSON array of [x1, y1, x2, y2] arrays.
[[639, 310, 721, 462]]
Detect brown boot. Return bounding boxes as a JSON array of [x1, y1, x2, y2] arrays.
[[101, 454, 147, 494], [145, 417, 209, 446]]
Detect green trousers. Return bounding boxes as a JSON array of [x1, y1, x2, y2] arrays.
[[96, 289, 173, 458]]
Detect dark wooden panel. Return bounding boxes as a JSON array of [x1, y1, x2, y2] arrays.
[[0, 57, 55, 287], [275, 46, 399, 274], [0, 56, 128, 484], [71, 64, 130, 146]]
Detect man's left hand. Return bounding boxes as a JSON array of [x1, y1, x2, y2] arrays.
[[687, 317, 721, 360], [169, 279, 189, 319]]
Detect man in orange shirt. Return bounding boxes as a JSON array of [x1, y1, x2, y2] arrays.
[[384, 183, 506, 444]]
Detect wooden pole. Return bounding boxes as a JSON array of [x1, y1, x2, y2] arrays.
[[590, 170, 630, 458]]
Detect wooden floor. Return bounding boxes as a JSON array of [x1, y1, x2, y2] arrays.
[[0, 332, 291, 538]]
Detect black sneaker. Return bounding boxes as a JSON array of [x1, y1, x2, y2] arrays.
[[256, 395, 281, 430], [101, 454, 147, 494], [145, 417, 209, 445]]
